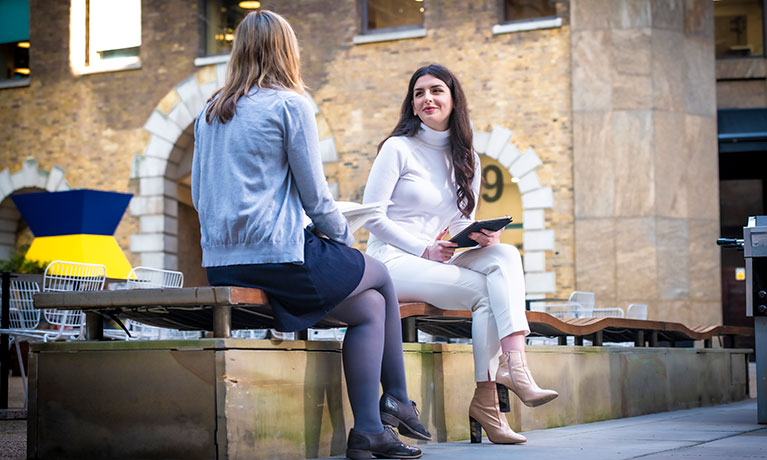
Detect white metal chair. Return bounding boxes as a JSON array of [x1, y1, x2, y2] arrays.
[[0, 280, 42, 407], [626, 303, 648, 320], [106, 267, 193, 340], [231, 329, 269, 339], [42, 261, 106, 341], [591, 307, 625, 318], [530, 291, 596, 319], [126, 266, 184, 290]]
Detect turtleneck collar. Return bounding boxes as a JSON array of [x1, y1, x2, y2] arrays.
[[416, 122, 450, 148]]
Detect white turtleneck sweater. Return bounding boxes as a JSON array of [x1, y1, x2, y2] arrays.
[[363, 123, 481, 257]]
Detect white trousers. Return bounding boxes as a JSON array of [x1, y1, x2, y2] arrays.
[[368, 242, 530, 382]]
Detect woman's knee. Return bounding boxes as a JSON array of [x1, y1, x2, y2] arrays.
[[363, 254, 394, 284], [350, 289, 387, 325]]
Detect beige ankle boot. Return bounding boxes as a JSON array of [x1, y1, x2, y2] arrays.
[[468, 387, 527, 444], [496, 350, 558, 407]]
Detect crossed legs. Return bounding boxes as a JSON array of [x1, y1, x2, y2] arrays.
[[385, 243, 529, 382], [328, 253, 409, 433]]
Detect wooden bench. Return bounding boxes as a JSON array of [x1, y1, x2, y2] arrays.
[[33, 286, 753, 347]]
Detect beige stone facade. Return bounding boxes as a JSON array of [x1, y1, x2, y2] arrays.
[[0, 0, 732, 325]]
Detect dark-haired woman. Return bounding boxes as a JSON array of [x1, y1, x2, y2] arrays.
[[192, 11, 427, 459], [363, 64, 558, 444]]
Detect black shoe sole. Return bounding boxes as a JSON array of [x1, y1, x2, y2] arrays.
[[381, 412, 432, 441], [347, 448, 423, 459]]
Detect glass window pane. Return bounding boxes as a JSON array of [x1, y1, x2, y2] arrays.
[[0, 41, 30, 81], [367, 0, 423, 32], [0, 0, 30, 82], [201, 0, 251, 56], [715, 0, 765, 57], [503, 0, 557, 23], [90, 0, 141, 52]]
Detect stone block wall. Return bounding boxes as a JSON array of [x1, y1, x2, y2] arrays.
[[571, 0, 722, 325]]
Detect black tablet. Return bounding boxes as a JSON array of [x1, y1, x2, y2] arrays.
[[449, 216, 513, 248]]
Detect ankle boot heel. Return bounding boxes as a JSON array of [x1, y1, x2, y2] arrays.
[[496, 383, 511, 412], [469, 416, 482, 443]]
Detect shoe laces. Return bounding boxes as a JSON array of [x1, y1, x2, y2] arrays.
[[411, 400, 420, 417], [384, 425, 403, 443]]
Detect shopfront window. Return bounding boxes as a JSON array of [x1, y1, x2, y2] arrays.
[[715, 0, 765, 57], [502, 0, 557, 23], [0, 0, 30, 85], [361, 0, 424, 34], [69, 0, 142, 75], [199, 0, 258, 57]]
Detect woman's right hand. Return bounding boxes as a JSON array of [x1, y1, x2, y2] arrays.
[[421, 229, 458, 262]]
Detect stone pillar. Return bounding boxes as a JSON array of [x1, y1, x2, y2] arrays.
[[571, 0, 721, 325]]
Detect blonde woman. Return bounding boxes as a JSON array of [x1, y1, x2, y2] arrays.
[[192, 11, 426, 459]]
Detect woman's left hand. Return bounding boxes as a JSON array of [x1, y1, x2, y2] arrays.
[[469, 228, 503, 247]]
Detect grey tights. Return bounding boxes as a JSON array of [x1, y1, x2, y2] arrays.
[[328, 253, 409, 434]]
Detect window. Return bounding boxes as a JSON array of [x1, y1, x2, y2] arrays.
[[199, 0, 258, 58], [0, 0, 30, 86], [70, 0, 142, 74], [714, 0, 766, 58], [502, 0, 557, 23], [361, 0, 424, 34]]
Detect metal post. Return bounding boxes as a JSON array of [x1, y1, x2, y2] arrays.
[[634, 330, 645, 347], [756, 316, 766, 424], [593, 330, 603, 346], [401, 317, 416, 343], [649, 330, 658, 347], [85, 312, 104, 341], [574, 336, 583, 346], [1, 272, 10, 409], [213, 305, 231, 338], [558, 336, 567, 346]]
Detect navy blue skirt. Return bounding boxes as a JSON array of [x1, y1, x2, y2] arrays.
[[205, 229, 365, 332]]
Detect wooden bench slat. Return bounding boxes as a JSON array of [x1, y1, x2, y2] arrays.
[[32, 287, 754, 343]]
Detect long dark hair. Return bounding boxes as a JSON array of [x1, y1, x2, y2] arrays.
[[206, 10, 305, 124], [379, 64, 475, 217]]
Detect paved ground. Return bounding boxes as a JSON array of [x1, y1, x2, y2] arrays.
[[2, 364, 764, 459], [329, 399, 763, 460]]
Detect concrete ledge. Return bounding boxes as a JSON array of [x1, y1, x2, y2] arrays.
[[27, 340, 750, 459]]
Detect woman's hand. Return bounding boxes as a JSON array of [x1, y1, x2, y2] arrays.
[[421, 228, 457, 262], [422, 241, 458, 262], [469, 228, 503, 247]]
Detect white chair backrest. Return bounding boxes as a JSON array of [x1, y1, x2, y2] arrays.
[[626, 303, 648, 320], [567, 291, 595, 318], [591, 307, 625, 318], [127, 266, 184, 289], [569, 291, 595, 308], [43, 261, 106, 292], [0, 280, 41, 329], [42, 261, 106, 329]]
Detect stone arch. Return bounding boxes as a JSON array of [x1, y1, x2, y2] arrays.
[[472, 126, 555, 298], [130, 64, 340, 281], [0, 157, 73, 259]]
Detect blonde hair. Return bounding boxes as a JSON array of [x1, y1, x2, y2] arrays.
[[206, 10, 305, 124]]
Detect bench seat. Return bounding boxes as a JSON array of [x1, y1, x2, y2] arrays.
[[33, 286, 753, 347]]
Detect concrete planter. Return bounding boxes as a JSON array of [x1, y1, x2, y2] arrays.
[[27, 340, 750, 459]]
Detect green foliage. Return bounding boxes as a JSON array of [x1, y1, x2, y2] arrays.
[[0, 245, 48, 274]]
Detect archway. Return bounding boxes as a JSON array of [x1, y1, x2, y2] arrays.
[[0, 158, 72, 260], [130, 65, 341, 285], [472, 126, 555, 298]]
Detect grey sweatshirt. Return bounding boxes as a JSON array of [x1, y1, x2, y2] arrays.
[[192, 87, 353, 267]]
